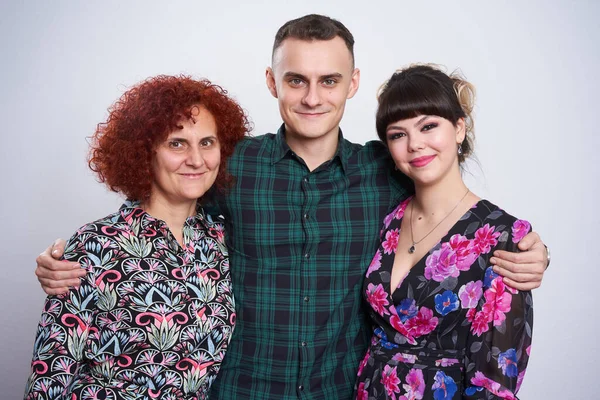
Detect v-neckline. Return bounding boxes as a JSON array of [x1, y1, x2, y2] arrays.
[[387, 198, 485, 299]]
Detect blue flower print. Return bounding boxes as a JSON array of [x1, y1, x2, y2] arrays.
[[396, 298, 418, 323], [432, 371, 458, 400], [498, 348, 519, 377], [374, 327, 388, 341], [434, 290, 460, 316], [483, 267, 499, 288], [465, 386, 483, 396], [374, 327, 398, 349]]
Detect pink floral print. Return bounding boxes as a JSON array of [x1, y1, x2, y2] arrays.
[[366, 283, 390, 316], [458, 280, 483, 309], [355, 198, 533, 399], [511, 219, 531, 243]]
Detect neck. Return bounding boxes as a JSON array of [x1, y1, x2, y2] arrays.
[[412, 167, 469, 216], [141, 194, 197, 240], [285, 124, 339, 171]]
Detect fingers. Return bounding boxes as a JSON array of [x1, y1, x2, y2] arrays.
[[36, 253, 80, 272], [492, 261, 540, 281], [35, 266, 86, 282], [51, 238, 67, 259], [516, 231, 540, 251], [500, 276, 541, 291], [491, 250, 545, 270], [41, 285, 72, 296], [38, 275, 82, 289], [492, 260, 542, 291]]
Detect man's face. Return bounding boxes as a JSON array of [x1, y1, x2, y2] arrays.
[[266, 37, 359, 143]]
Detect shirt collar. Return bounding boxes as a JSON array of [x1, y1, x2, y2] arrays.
[[271, 124, 351, 173], [118, 200, 210, 234]]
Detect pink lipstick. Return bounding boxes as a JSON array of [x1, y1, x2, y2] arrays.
[[409, 155, 435, 168]]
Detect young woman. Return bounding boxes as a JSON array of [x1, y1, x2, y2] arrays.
[[355, 65, 533, 399], [24, 75, 249, 399]]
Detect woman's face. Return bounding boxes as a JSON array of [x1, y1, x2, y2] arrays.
[[386, 114, 465, 187], [151, 105, 221, 205]]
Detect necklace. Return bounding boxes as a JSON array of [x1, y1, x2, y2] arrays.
[[408, 188, 470, 254]]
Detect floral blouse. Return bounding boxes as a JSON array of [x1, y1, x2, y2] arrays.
[[24, 201, 236, 400], [356, 198, 533, 399]]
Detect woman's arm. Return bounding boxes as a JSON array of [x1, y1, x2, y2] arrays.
[[24, 233, 97, 399], [464, 220, 534, 399]]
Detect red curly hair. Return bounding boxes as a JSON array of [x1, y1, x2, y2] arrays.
[[88, 75, 250, 201]]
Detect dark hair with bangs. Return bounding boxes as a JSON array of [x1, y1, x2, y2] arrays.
[[376, 64, 475, 163]]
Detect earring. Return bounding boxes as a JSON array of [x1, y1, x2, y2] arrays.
[[458, 143, 463, 156]]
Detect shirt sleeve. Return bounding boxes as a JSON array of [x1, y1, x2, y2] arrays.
[[463, 220, 534, 399], [24, 231, 98, 399]]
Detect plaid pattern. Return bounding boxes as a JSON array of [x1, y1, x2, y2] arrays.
[[209, 126, 410, 399]]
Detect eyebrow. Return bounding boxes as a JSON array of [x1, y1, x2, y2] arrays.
[[168, 135, 218, 142], [414, 115, 429, 127], [386, 115, 431, 132], [282, 72, 344, 81]]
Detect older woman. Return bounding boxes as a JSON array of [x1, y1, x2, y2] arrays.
[[24, 75, 249, 399]]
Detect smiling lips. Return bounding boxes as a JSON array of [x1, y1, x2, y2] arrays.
[[409, 155, 436, 168], [180, 173, 205, 179], [296, 110, 328, 118]]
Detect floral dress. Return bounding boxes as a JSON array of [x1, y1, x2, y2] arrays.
[[355, 198, 533, 400], [24, 201, 236, 400]]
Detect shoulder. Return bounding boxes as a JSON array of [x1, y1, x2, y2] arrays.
[[343, 139, 390, 163], [69, 209, 124, 238], [64, 208, 129, 253], [341, 138, 393, 176], [474, 200, 531, 230], [232, 133, 276, 155], [471, 200, 532, 249], [227, 133, 276, 173]]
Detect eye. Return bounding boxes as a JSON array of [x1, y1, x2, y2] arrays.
[[288, 78, 304, 87], [168, 140, 184, 149], [387, 132, 406, 141], [422, 123, 438, 132], [200, 138, 217, 147], [323, 78, 337, 86]]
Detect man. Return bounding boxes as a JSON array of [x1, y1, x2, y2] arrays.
[[36, 14, 548, 399]]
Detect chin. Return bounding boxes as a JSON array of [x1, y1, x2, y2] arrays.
[[407, 172, 440, 187]]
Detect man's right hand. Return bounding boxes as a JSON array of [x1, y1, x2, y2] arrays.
[[35, 239, 86, 295]]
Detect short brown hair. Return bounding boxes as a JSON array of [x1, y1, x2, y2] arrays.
[[88, 75, 250, 201], [272, 14, 355, 66]]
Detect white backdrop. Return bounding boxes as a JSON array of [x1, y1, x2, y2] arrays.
[[1, 1, 597, 398]]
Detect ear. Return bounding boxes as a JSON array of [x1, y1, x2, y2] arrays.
[[265, 67, 278, 98], [347, 68, 360, 99], [455, 117, 466, 144]]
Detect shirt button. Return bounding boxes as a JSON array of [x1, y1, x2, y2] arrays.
[[303, 177, 308, 183], [298, 385, 304, 391], [301, 341, 307, 347], [304, 253, 310, 259], [304, 213, 309, 220], [303, 296, 309, 303]]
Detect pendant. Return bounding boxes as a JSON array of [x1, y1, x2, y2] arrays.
[[408, 245, 416, 254]]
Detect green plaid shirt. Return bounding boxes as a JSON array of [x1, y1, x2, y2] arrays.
[[209, 125, 410, 399]]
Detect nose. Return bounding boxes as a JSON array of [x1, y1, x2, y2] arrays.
[[186, 147, 205, 168], [407, 133, 424, 152], [301, 83, 322, 108]]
